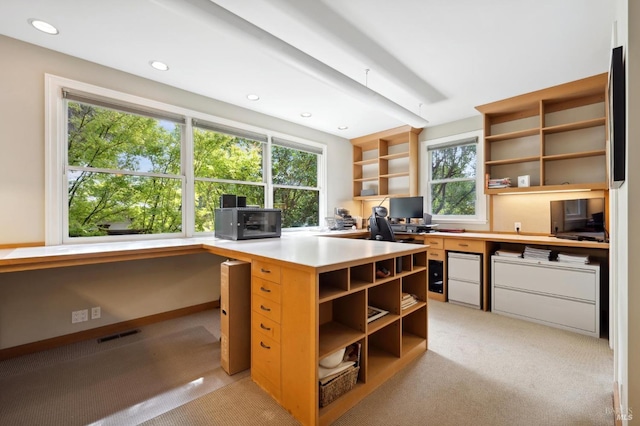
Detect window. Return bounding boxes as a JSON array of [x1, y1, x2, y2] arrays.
[[45, 75, 326, 244], [421, 131, 486, 223], [271, 138, 322, 228]]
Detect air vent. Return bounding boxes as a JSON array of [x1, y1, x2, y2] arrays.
[[97, 329, 140, 343]]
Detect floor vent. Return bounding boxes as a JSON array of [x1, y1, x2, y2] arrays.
[[97, 329, 141, 343]]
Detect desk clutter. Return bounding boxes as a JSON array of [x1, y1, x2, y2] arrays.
[[318, 342, 361, 407]]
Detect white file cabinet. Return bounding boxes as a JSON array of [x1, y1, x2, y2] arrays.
[[448, 252, 482, 309], [491, 256, 600, 337]]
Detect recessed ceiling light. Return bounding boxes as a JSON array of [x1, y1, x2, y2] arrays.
[[246, 94, 260, 101], [28, 19, 59, 35], [149, 60, 169, 71], [338, 126, 349, 130], [300, 112, 312, 118]]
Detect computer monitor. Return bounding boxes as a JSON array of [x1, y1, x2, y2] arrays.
[[390, 196, 424, 224]]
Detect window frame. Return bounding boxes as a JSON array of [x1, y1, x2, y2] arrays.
[[45, 74, 326, 245], [419, 130, 487, 224]]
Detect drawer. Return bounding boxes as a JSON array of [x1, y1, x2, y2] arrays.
[[252, 334, 281, 386], [252, 260, 281, 283], [444, 238, 485, 253], [252, 276, 281, 304], [494, 287, 596, 334], [448, 279, 481, 308], [427, 249, 444, 261], [252, 365, 281, 402], [448, 253, 481, 282], [493, 260, 597, 302], [252, 293, 282, 324], [252, 311, 281, 343], [424, 237, 443, 249]]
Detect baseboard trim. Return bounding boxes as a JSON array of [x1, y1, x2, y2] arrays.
[[0, 301, 219, 361], [613, 381, 622, 426]]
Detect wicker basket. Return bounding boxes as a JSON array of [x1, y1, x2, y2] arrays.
[[319, 365, 360, 407]]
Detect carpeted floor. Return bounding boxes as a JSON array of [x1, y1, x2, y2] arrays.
[[0, 302, 614, 425]]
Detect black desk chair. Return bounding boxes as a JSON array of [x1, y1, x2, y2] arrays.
[[369, 206, 395, 242]]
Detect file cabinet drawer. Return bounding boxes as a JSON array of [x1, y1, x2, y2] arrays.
[[252, 260, 281, 283], [252, 311, 281, 343], [252, 276, 281, 304], [444, 238, 484, 253], [252, 293, 281, 324]]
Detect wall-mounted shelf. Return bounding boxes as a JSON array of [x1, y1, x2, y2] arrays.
[[476, 73, 608, 194], [351, 125, 422, 200]]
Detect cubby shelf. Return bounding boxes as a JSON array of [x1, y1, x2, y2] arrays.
[[316, 251, 427, 418]]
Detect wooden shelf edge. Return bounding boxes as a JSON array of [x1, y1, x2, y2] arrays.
[[542, 150, 606, 161], [485, 127, 539, 142], [485, 156, 540, 166], [485, 182, 608, 194], [542, 117, 606, 134]]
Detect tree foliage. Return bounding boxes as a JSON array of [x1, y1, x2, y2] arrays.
[[67, 102, 320, 237], [430, 144, 476, 215]]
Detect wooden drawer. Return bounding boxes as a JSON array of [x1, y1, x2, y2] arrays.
[[424, 237, 443, 249], [252, 292, 282, 324], [427, 249, 444, 261], [252, 333, 281, 387], [444, 238, 485, 253], [252, 311, 281, 343], [252, 260, 281, 283], [252, 276, 281, 304]]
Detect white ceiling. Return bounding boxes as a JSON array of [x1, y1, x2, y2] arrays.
[[0, 0, 615, 139]]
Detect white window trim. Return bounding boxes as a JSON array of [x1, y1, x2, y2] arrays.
[[45, 74, 327, 245], [419, 129, 487, 224]]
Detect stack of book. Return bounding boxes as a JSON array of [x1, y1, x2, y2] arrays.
[[401, 292, 418, 310], [488, 177, 512, 189], [557, 252, 590, 264], [523, 246, 552, 261], [367, 306, 389, 323]]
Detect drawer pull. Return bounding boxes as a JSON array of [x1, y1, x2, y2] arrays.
[[260, 323, 271, 331], [260, 304, 271, 312], [431, 253, 439, 257], [260, 286, 271, 293], [260, 268, 271, 273], [260, 341, 271, 349], [458, 243, 469, 247], [429, 241, 439, 244]]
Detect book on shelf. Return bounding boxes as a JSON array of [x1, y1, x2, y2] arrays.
[[557, 252, 590, 264], [367, 305, 389, 323], [487, 177, 512, 188], [401, 292, 419, 309]]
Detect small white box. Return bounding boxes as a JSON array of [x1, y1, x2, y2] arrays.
[[518, 175, 530, 187]]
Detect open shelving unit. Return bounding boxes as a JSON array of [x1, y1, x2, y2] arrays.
[[351, 125, 423, 200], [476, 73, 608, 194], [316, 251, 428, 424]]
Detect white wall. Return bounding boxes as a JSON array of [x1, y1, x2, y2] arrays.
[[0, 35, 352, 350], [612, 1, 638, 423]]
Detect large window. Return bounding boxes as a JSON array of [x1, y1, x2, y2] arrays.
[[421, 131, 486, 222], [46, 76, 326, 244]]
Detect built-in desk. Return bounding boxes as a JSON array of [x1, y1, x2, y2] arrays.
[[0, 235, 428, 426]]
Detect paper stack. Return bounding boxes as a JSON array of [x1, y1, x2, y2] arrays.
[[401, 292, 418, 310], [523, 246, 552, 261], [557, 252, 590, 264], [495, 249, 522, 258]]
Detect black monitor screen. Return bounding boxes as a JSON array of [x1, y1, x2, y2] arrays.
[[390, 196, 424, 223]]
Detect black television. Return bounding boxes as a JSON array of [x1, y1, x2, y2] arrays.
[[390, 196, 424, 224], [609, 45, 626, 188]]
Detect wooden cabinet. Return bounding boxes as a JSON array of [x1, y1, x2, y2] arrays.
[[316, 250, 427, 424], [491, 256, 600, 337], [476, 73, 608, 194], [251, 261, 282, 401], [350, 125, 422, 200]]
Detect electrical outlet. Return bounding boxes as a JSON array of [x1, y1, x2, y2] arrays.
[[91, 306, 101, 320], [71, 309, 89, 323], [514, 222, 522, 233]]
